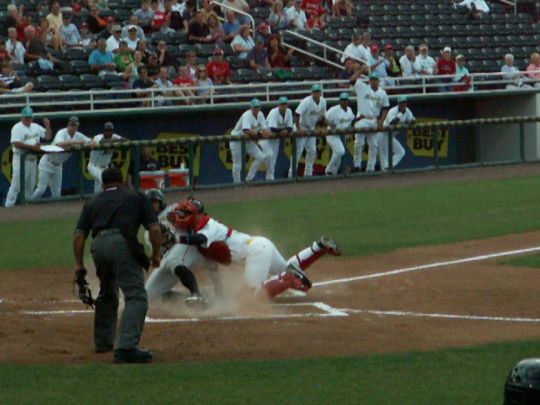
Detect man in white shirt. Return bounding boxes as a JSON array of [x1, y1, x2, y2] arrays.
[[121, 16, 146, 41], [380, 95, 415, 171], [324, 92, 355, 176], [290, 84, 327, 177], [264, 96, 294, 181], [106, 25, 123, 54], [5, 106, 52, 207], [501, 53, 531, 89], [341, 33, 368, 65], [6, 27, 25, 65], [230, 98, 272, 184], [32, 116, 93, 200], [399, 45, 421, 78], [417, 43, 436, 76], [351, 72, 389, 172], [359, 31, 371, 61], [286, 0, 308, 30], [88, 121, 125, 193]]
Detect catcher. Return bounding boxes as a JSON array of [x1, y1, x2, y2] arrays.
[[168, 198, 341, 298]]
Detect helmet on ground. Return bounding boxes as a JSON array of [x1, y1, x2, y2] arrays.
[[504, 358, 540, 404], [146, 189, 166, 211]]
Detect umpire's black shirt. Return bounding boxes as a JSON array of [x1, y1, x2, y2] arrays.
[[75, 186, 158, 239]]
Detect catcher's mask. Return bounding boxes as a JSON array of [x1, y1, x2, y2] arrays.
[[504, 358, 540, 404], [146, 188, 167, 211], [171, 199, 203, 230]]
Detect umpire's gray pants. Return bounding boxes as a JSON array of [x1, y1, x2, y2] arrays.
[[91, 231, 148, 350]]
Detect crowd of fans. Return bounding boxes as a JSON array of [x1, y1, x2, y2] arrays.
[[0, 0, 539, 99]]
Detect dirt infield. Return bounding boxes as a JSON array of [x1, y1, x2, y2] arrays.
[[2, 231, 540, 364]]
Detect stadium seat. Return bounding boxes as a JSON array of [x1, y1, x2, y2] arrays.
[[70, 60, 91, 75], [36, 75, 62, 91], [63, 48, 86, 61], [58, 74, 82, 90], [80, 74, 106, 89]]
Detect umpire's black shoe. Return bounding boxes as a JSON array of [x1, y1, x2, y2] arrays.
[[114, 347, 153, 364], [95, 344, 113, 353]]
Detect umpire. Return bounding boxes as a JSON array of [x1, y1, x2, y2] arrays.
[[73, 167, 161, 363]]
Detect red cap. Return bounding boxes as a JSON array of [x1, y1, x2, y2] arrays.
[[370, 43, 379, 52], [259, 22, 269, 30], [106, 16, 115, 22], [384, 44, 393, 50]]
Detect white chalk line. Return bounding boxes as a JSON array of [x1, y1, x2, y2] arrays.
[[314, 245, 540, 287], [22, 309, 94, 315], [339, 308, 540, 324]]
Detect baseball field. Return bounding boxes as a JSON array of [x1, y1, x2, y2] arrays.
[[2, 164, 540, 404]]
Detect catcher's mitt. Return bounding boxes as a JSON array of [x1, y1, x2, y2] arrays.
[[73, 268, 95, 308]]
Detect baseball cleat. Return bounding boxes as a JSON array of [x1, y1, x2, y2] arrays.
[[286, 262, 312, 289], [185, 294, 208, 309], [318, 236, 342, 256]]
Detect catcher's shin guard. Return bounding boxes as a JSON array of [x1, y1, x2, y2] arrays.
[[174, 265, 200, 295], [262, 270, 311, 299]]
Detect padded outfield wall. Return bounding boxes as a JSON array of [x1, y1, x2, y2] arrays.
[[0, 91, 537, 200]]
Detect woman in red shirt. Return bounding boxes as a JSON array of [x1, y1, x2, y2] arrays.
[[268, 34, 294, 69], [437, 46, 456, 92]]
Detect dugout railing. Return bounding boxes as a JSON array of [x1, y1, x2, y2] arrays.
[[14, 114, 537, 205]]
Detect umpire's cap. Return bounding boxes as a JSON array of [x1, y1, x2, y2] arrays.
[[101, 167, 123, 186]]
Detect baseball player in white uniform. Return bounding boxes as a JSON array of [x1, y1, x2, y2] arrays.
[[88, 121, 125, 193], [379, 96, 415, 171], [143, 190, 219, 306], [351, 72, 389, 172], [230, 98, 272, 184], [264, 96, 294, 181], [5, 106, 52, 208], [290, 84, 327, 177], [32, 116, 93, 200], [169, 199, 342, 299], [324, 92, 355, 176]]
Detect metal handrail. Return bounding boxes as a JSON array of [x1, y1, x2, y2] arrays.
[[212, 1, 256, 32]]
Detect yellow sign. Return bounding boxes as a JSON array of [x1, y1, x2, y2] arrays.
[[1, 147, 13, 182], [406, 118, 449, 158], [81, 148, 131, 180], [153, 132, 201, 176]]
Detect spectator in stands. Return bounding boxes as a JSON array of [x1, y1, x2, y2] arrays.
[[185, 51, 199, 80], [341, 33, 367, 64], [417, 43, 436, 76], [359, 32, 371, 60], [196, 65, 213, 103], [455, 0, 489, 19], [71, 3, 83, 28], [221, 0, 251, 26], [106, 24, 123, 54], [97, 16, 116, 40], [453, 54, 471, 92], [132, 66, 154, 107], [155, 66, 175, 105], [115, 40, 134, 77], [501, 53, 531, 89], [0, 40, 9, 64], [269, 0, 289, 31], [137, 40, 151, 65], [207, 47, 231, 84], [181, 0, 196, 24], [302, 0, 326, 30], [126, 50, 145, 87], [0, 61, 34, 94], [88, 37, 116, 76], [399, 45, 421, 78], [332, 0, 352, 16], [88, 7, 108, 35], [60, 13, 82, 48], [268, 34, 294, 68], [156, 40, 176, 67], [172, 65, 196, 104], [25, 26, 61, 72], [169, 7, 187, 31], [207, 13, 226, 44], [384, 44, 401, 78], [46, 1, 63, 34], [124, 25, 140, 52], [368, 43, 392, 87], [151, 0, 168, 32], [338, 57, 355, 85], [17, 11, 33, 43], [200, 0, 217, 23], [247, 36, 271, 70], [79, 23, 96, 49], [286, 0, 308, 30], [257, 22, 272, 45], [526, 53, 540, 88], [188, 10, 212, 43], [231, 24, 255, 60], [6, 28, 26, 65], [6, 4, 21, 30], [135, 0, 155, 32], [122, 16, 146, 41], [38, 19, 62, 51], [222, 11, 241, 42], [437, 46, 456, 88]]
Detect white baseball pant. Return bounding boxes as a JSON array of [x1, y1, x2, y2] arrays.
[[288, 135, 316, 177], [258, 139, 279, 180], [379, 132, 406, 171], [354, 118, 382, 172], [5, 155, 37, 207], [87, 162, 106, 193], [229, 140, 270, 184], [325, 135, 345, 175], [32, 165, 62, 199]]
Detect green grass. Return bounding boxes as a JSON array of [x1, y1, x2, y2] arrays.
[[3, 175, 540, 270], [503, 253, 540, 269], [0, 339, 530, 404]]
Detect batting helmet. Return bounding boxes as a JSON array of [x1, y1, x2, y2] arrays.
[[146, 189, 166, 211], [504, 358, 540, 404]]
